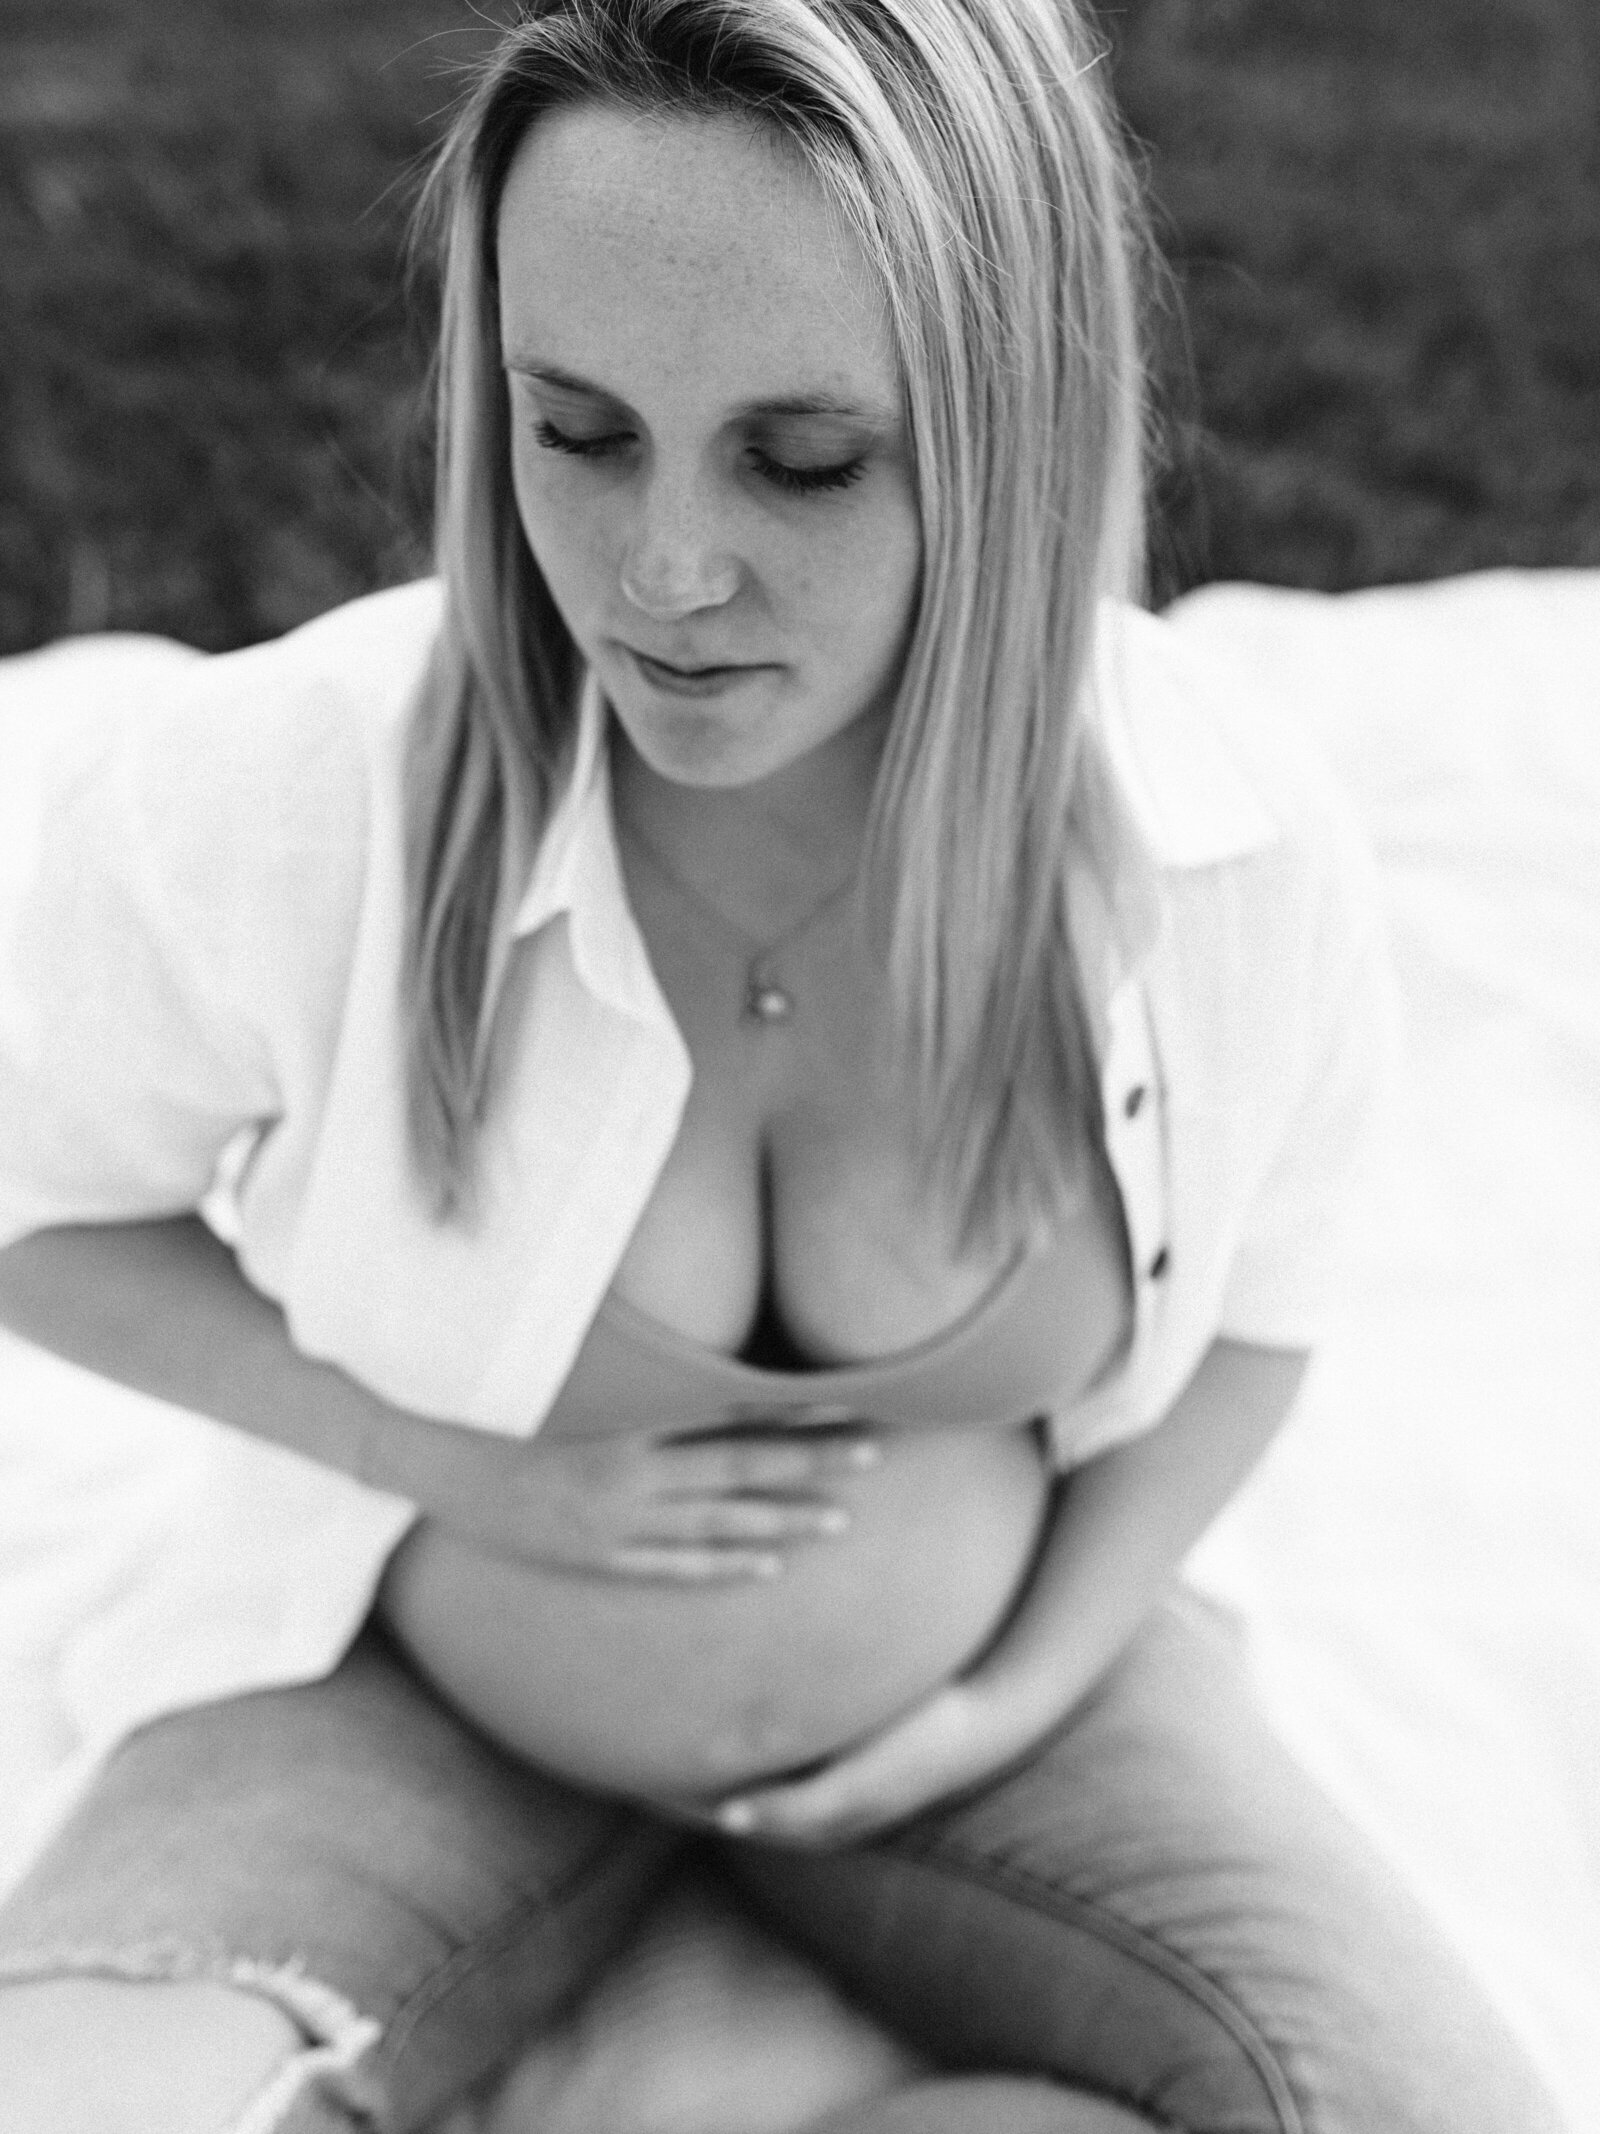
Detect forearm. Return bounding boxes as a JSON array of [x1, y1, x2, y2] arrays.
[[977, 1338, 1310, 1723], [0, 1215, 462, 1509], [0, 1219, 874, 1587]]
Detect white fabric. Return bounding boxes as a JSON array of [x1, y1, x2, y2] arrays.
[[0, 584, 1386, 1782], [1176, 571, 1600, 2129]]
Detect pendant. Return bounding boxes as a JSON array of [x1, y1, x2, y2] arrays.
[[744, 974, 794, 1025]]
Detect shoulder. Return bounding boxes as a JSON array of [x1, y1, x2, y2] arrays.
[[1090, 600, 1390, 1089], [1092, 596, 1371, 883], [95, 580, 444, 927], [2, 579, 445, 1026], [130, 577, 444, 834]]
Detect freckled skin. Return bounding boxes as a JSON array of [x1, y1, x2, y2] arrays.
[[495, 104, 923, 802]]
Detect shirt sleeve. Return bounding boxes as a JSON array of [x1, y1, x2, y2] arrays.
[[0, 639, 283, 1250], [1214, 788, 1402, 1350]]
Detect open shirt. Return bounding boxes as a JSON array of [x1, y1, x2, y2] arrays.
[[0, 580, 1395, 1763]]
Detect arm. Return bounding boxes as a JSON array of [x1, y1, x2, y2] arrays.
[[964, 1337, 1309, 1720], [0, 1215, 872, 1579], [0, 1215, 412, 1494], [708, 1336, 1309, 1843]]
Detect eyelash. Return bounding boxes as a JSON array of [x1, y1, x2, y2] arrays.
[[531, 419, 867, 497]]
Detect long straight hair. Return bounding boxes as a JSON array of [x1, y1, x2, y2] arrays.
[[404, 0, 1152, 1243]]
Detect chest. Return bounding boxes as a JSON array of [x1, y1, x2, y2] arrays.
[[606, 882, 1126, 1367], [267, 826, 1203, 1448]]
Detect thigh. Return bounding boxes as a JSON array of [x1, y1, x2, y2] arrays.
[[723, 1587, 1564, 2134], [0, 1625, 680, 2132]]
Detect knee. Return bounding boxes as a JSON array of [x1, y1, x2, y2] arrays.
[[800, 2076, 1166, 2132], [0, 1976, 305, 2134]]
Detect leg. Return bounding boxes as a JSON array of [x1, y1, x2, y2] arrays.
[[479, 1864, 1149, 2134], [724, 1586, 1567, 2134], [0, 1624, 680, 2133], [813, 2078, 1160, 2132], [481, 1859, 925, 2134]]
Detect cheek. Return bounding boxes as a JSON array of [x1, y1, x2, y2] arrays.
[[510, 449, 607, 610], [805, 501, 919, 664]]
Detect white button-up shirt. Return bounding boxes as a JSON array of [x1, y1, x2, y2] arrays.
[[0, 579, 1393, 1768]]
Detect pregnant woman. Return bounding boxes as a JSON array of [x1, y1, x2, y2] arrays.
[[0, 2, 1568, 2130]]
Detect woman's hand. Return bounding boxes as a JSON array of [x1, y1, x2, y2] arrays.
[[430, 1417, 881, 1583], [686, 1340, 1311, 1845], [688, 1673, 1060, 1847]]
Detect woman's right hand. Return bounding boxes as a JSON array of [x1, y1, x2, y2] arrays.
[[0, 1219, 880, 1584], [433, 1418, 882, 1583]]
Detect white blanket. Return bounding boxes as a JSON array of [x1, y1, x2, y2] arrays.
[[2, 572, 1597, 2126], [1175, 572, 1600, 2129]]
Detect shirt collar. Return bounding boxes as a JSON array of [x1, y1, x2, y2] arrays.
[[1082, 600, 1285, 978], [506, 605, 1283, 1014], [507, 668, 665, 1024]]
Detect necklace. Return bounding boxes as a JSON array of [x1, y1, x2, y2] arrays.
[[618, 816, 859, 1027]]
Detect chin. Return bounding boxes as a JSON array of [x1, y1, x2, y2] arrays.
[[611, 700, 792, 791], [623, 725, 772, 790]]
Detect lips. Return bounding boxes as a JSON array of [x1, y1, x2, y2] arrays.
[[628, 648, 756, 680], [618, 645, 779, 701]]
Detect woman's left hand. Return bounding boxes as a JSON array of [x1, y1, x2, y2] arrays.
[[693, 1676, 1062, 1849]]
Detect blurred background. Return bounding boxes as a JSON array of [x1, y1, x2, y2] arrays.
[[2, 0, 1598, 657]]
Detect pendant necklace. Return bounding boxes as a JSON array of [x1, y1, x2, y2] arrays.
[[618, 817, 859, 1028]]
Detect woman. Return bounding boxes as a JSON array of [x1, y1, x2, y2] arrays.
[[0, 2, 1569, 2130]]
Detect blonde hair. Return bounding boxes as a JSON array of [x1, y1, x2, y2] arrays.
[[405, 0, 1151, 1241]]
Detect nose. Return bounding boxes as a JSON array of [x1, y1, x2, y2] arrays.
[[618, 468, 740, 620]]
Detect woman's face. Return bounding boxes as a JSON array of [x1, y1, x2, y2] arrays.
[[496, 103, 921, 793]]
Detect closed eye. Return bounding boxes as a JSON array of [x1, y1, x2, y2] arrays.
[[532, 419, 865, 499], [747, 447, 866, 497], [534, 418, 631, 461]]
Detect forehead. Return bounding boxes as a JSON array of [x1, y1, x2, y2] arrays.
[[495, 103, 898, 414]]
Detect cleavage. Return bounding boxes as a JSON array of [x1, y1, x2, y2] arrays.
[[607, 1038, 1017, 1367]]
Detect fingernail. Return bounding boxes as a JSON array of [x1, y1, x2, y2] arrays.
[[817, 1508, 850, 1535], [845, 1440, 882, 1468], [752, 1554, 783, 1578], [717, 1801, 757, 1834]]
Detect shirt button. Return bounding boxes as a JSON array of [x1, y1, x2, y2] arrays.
[[1123, 1084, 1147, 1120], [1146, 1245, 1170, 1281]]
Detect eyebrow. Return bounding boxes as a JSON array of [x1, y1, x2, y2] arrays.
[[503, 357, 893, 425]]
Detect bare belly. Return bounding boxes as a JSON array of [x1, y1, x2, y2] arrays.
[[377, 1422, 1051, 1802]]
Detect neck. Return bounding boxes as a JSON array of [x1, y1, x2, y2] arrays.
[[609, 706, 886, 926]]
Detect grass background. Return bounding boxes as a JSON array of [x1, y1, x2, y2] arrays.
[[2, 0, 1597, 656]]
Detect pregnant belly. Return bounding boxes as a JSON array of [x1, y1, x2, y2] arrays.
[[377, 1424, 1051, 1801]]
